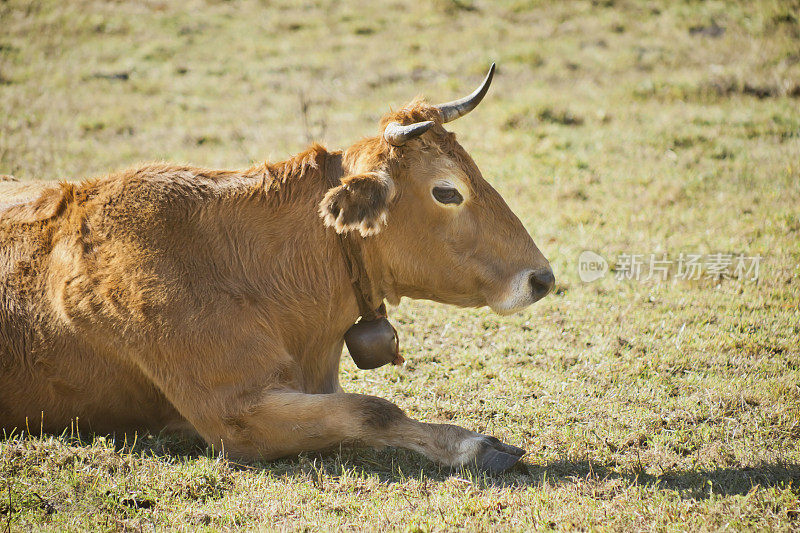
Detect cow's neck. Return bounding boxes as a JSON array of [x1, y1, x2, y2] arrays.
[[204, 147, 390, 390]]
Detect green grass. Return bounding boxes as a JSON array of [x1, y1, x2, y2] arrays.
[[2, 0, 799, 530]]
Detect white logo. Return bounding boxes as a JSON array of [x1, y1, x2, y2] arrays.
[[578, 251, 608, 282]]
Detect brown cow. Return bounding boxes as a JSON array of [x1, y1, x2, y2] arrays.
[[0, 65, 553, 473]]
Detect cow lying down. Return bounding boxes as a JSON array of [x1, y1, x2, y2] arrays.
[[0, 65, 554, 473]]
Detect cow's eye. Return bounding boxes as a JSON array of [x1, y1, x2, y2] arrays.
[[432, 186, 463, 205]]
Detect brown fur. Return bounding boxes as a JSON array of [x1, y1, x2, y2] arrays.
[[0, 100, 551, 467]]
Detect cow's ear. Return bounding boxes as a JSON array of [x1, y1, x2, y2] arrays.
[[319, 172, 394, 237]]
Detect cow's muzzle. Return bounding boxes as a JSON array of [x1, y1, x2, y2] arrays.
[[529, 268, 555, 302]]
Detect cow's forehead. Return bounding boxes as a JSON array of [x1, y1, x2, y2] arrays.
[[433, 137, 487, 191]]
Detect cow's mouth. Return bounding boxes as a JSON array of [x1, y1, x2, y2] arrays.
[[487, 268, 555, 315]]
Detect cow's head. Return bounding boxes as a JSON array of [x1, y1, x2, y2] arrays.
[[320, 64, 553, 314]]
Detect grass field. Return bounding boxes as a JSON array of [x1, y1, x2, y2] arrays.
[[2, 0, 799, 530]]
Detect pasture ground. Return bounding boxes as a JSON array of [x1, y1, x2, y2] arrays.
[[1, 0, 799, 530]]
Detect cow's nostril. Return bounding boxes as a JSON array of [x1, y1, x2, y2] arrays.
[[529, 268, 555, 300]]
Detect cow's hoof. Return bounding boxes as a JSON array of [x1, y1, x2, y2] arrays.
[[475, 436, 525, 474]]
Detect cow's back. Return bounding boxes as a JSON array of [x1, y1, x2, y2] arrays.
[[0, 178, 186, 436]]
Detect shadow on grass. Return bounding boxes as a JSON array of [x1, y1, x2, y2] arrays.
[[3, 430, 798, 500], [257, 447, 800, 500], [521, 459, 800, 500]]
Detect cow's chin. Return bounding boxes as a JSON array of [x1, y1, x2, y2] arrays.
[[488, 300, 532, 316]]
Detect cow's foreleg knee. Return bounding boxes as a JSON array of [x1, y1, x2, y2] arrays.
[[202, 391, 523, 473]]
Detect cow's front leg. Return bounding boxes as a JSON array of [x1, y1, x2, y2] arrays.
[[195, 391, 524, 473]]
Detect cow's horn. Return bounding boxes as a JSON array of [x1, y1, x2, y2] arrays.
[[435, 63, 495, 124], [383, 120, 435, 146]]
